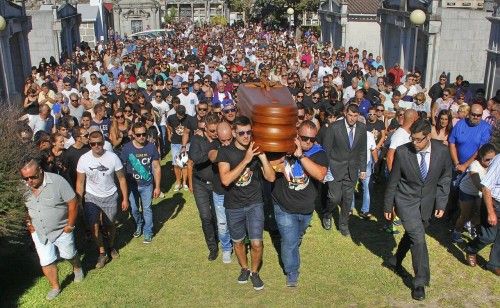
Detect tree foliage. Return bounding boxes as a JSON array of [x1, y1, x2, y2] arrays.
[[0, 103, 37, 240], [243, 0, 320, 27]]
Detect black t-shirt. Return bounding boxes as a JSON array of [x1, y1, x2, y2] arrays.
[[366, 120, 385, 143], [208, 140, 226, 195], [189, 134, 214, 182], [167, 114, 197, 144], [162, 88, 180, 99], [365, 88, 381, 104], [215, 142, 263, 209], [272, 151, 328, 214], [341, 70, 356, 88]]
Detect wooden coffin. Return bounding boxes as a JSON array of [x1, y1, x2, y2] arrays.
[[237, 82, 298, 153]]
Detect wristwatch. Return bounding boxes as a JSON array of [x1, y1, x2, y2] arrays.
[[297, 154, 305, 160]]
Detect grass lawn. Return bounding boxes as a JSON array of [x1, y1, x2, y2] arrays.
[[1, 158, 499, 307]]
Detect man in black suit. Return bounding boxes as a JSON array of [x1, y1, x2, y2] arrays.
[[384, 119, 452, 301], [321, 104, 367, 236]]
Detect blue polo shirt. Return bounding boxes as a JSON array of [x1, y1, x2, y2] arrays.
[[449, 119, 492, 164]]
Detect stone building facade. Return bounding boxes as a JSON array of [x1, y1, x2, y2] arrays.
[[378, 0, 491, 89], [0, 0, 32, 101], [318, 0, 382, 56], [485, 2, 500, 98]]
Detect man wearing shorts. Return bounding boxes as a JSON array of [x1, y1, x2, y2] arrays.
[[76, 130, 128, 269], [21, 158, 83, 300], [216, 116, 275, 290]]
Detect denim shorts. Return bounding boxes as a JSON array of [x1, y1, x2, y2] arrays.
[[225, 203, 264, 242], [31, 230, 77, 266], [459, 189, 478, 202]]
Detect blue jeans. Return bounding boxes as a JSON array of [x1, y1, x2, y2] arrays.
[[352, 161, 373, 213], [273, 203, 312, 275], [213, 192, 232, 252], [129, 183, 154, 237]]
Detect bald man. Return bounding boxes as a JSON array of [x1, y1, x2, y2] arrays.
[[449, 104, 493, 173], [204, 120, 234, 263]]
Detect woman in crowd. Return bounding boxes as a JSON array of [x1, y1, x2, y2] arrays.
[[412, 92, 430, 115], [431, 87, 455, 124], [23, 88, 40, 116], [453, 104, 470, 126], [109, 108, 132, 154], [431, 109, 452, 145], [452, 143, 497, 242]]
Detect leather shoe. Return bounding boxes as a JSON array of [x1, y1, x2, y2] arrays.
[[384, 256, 405, 276], [208, 249, 218, 261], [491, 267, 500, 276], [340, 229, 351, 237], [466, 253, 477, 267], [322, 217, 332, 230], [411, 286, 425, 301]]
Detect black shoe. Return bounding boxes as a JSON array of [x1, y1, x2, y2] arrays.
[[250, 272, 264, 291], [359, 212, 372, 220], [383, 256, 404, 275], [237, 268, 251, 284], [208, 249, 218, 261], [340, 229, 351, 237], [322, 217, 332, 230], [411, 286, 425, 301]]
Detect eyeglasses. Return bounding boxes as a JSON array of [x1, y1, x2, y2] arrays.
[[89, 141, 104, 147], [470, 112, 483, 118], [22, 173, 41, 182], [411, 136, 427, 144], [209, 66, 214, 68], [237, 130, 252, 136], [64, 84, 70, 86], [203, 80, 209, 83], [135, 132, 147, 138], [223, 108, 237, 113], [299, 135, 316, 143]]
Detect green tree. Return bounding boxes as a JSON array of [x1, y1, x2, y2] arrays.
[[0, 104, 37, 241]]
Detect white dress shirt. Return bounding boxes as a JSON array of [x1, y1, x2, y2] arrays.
[[416, 143, 431, 172], [481, 154, 500, 202]]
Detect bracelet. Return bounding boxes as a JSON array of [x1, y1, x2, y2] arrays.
[[297, 154, 305, 160], [66, 225, 75, 230]]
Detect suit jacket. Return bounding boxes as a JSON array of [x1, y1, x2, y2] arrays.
[[322, 119, 367, 182], [384, 139, 452, 222]]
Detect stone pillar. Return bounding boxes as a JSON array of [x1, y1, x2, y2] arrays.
[[0, 34, 17, 100]]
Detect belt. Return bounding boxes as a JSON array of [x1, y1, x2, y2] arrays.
[[194, 174, 211, 185]]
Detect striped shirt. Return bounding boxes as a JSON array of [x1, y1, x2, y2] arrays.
[[481, 154, 500, 202]]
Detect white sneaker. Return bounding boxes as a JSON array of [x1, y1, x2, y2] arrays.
[[173, 184, 180, 192], [222, 250, 232, 264], [183, 184, 189, 191], [159, 192, 165, 198]]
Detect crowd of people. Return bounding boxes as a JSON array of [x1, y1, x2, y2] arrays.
[[16, 22, 499, 302]]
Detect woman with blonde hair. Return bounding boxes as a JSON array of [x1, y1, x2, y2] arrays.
[[453, 104, 470, 126], [109, 108, 131, 155], [412, 92, 430, 115]]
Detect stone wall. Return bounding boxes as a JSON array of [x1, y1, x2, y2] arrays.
[[27, 10, 56, 65], [345, 21, 382, 56], [80, 22, 96, 47], [437, 8, 491, 84]]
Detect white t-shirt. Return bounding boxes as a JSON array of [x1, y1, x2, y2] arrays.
[[177, 92, 199, 117], [86, 83, 101, 102], [151, 100, 170, 126], [459, 160, 487, 197], [367, 131, 377, 164], [389, 127, 411, 149], [76, 150, 123, 198]]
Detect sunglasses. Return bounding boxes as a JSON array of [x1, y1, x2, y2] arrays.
[[237, 130, 252, 136], [22, 173, 41, 181], [299, 135, 316, 143], [135, 132, 147, 138], [147, 84, 154, 87], [115, 114, 124, 119], [124, 109, 132, 113], [90, 141, 104, 147], [470, 112, 482, 118], [483, 158, 493, 162], [376, 109, 384, 112], [298, 115, 305, 120], [155, 95, 162, 98], [71, 99, 79, 102], [223, 108, 237, 113], [198, 108, 208, 111], [181, 87, 189, 90], [80, 133, 89, 138]]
